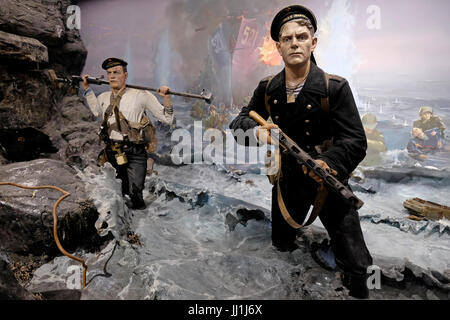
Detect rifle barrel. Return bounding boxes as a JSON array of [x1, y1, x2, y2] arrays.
[[70, 75, 212, 103]]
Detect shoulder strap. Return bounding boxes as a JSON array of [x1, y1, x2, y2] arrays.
[[102, 88, 125, 129], [112, 88, 126, 133], [320, 72, 330, 114], [264, 76, 275, 116]]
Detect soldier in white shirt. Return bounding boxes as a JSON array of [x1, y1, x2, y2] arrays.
[[82, 57, 174, 209]]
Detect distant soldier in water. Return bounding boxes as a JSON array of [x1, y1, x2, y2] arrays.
[[413, 106, 446, 137], [360, 113, 387, 167], [406, 127, 450, 160]]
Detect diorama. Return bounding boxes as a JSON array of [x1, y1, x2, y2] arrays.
[[0, 0, 449, 302]]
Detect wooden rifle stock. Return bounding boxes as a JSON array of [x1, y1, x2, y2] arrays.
[[249, 111, 364, 210]]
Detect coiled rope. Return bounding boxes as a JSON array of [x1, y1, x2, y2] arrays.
[[0, 182, 87, 288]]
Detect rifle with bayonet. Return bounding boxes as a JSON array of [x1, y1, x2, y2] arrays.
[[249, 111, 364, 210], [47, 70, 213, 103]]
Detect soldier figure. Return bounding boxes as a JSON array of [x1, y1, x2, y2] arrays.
[[360, 113, 387, 166], [229, 5, 373, 298], [413, 106, 446, 137], [407, 127, 443, 159], [82, 58, 174, 209]]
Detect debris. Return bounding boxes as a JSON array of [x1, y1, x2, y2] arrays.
[[403, 198, 450, 221], [8, 260, 39, 284], [127, 232, 143, 247]]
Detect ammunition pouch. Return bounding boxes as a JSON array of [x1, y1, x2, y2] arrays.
[[101, 91, 158, 153], [126, 115, 158, 153], [97, 148, 108, 167], [97, 142, 128, 167]]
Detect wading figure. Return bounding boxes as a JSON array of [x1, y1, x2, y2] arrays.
[[230, 5, 373, 298], [83, 58, 174, 209], [360, 113, 387, 167], [413, 106, 446, 137]]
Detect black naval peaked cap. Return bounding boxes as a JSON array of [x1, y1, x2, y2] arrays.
[[101, 57, 128, 70], [270, 5, 318, 42]]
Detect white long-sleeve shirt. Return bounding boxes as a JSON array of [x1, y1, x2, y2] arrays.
[[84, 87, 173, 141]]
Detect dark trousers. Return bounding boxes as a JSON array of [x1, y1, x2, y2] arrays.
[[271, 177, 373, 277], [105, 143, 147, 207]]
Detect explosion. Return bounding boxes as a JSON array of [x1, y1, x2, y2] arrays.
[[258, 31, 282, 66]]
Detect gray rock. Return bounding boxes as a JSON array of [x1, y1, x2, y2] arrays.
[[0, 159, 105, 257], [0, 66, 55, 129], [0, 0, 87, 133], [0, 30, 48, 63], [426, 289, 440, 300], [43, 95, 100, 169], [0, 0, 66, 47]]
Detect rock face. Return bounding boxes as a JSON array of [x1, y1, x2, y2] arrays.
[[0, 159, 106, 257], [0, 66, 56, 129], [0, 0, 66, 47], [0, 0, 113, 300], [0, 0, 86, 72], [0, 0, 91, 166], [0, 30, 48, 64], [42, 95, 100, 169]]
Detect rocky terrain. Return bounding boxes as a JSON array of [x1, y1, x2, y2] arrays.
[[0, 0, 107, 299]]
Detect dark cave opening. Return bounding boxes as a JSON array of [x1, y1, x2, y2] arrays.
[[0, 127, 58, 162]]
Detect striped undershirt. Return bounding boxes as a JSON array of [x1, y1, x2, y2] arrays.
[[286, 81, 305, 100]]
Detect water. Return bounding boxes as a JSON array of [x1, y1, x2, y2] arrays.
[[27, 94, 450, 299]]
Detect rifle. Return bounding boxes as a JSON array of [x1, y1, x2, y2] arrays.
[[249, 111, 364, 210], [47, 70, 213, 103]]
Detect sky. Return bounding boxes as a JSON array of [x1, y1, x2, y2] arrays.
[[78, 0, 450, 102]]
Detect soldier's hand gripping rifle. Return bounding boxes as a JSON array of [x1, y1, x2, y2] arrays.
[[250, 111, 364, 210], [47, 70, 213, 103]]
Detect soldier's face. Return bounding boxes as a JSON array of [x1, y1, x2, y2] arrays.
[[107, 66, 128, 90], [412, 128, 425, 139], [421, 112, 432, 121], [276, 22, 317, 68]]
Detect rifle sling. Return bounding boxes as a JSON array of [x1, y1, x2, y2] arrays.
[[265, 72, 331, 229], [277, 177, 328, 229], [102, 87, 126, 135]]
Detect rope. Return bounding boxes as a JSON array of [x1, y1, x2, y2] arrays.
[[0, 182, 87, 288]]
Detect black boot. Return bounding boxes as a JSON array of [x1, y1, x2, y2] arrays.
[[131, 198, 146, 210], [129, 192, 146, 210], [272, 240, 299, 252], [129, 184, 146, 210], [341, 273, 369, 299], [311, 240, 337, 271]]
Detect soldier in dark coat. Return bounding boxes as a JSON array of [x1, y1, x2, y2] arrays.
[[229, 5, 373, 298]]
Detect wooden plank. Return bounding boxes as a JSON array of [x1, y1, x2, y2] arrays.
[[403, 198, 450, 220]]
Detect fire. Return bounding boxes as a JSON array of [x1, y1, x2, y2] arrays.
[[258, 31, 282, 66]]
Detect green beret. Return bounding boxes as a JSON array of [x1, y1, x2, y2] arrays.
[[270, 5, 318, 42], [101, 57, 128, 70]]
